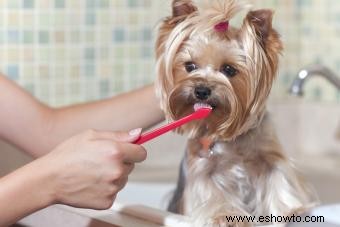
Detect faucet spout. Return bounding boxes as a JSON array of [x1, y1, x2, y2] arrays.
[[289, 64, 340, 96]]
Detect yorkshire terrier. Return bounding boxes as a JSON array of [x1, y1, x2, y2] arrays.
[[155, 0, 316, 226]]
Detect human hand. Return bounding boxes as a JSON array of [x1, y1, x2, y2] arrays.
[[38, 128, 145, 209]]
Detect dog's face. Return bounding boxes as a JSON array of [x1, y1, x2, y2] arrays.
[[156, 0, 283, 140]]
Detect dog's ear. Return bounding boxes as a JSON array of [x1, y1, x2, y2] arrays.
[[246, 10, 273, 45], [172, 0, 197, 21], [239, 9, 283, 118], [156, 0, 197, 59], [243, 9, 282, 52]]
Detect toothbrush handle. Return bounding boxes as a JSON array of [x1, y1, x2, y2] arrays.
[[134, 113, 196, 145]]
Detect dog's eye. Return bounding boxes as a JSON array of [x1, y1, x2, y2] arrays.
[[184, 62, 198, 73], [221, 64, 238, 77]]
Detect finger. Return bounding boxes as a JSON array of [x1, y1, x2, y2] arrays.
[[113, 176, 128, 191], [112, 162, 135, 177], [94, 140, 147, 163], [124, 163, 135, 175], [94, 129, 142, 143], [120, 143, 147, 163]]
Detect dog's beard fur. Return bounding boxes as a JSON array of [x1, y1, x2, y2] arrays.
[[155, 0, 317, 226]]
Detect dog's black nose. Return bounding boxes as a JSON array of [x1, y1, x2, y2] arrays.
[[194, 86, 211, 100]]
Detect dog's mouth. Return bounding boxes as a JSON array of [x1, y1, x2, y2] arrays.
[[193, 102, 213, 111], [193, 100, 218, 111]]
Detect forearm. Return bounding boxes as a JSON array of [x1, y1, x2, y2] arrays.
[[42, 84, 164, 155], [54, 84, 163, 131], [0, 159, 54, 226], [0, 73, 164, 157]]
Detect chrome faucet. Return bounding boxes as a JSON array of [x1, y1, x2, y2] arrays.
[[290, 64, 340, 141], [289, 64, 340, 96]]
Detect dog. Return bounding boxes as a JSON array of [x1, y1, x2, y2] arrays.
[[155, 0, 316, 226]]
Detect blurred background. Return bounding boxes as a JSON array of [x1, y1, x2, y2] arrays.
[[0, 0, 340, 107]]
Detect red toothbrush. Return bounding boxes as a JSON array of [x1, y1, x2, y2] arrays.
[[134, 103, 212, 145]]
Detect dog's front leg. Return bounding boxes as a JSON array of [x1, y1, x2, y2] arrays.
[[254, 160, 316, 224], [182, 156, 252, 227]]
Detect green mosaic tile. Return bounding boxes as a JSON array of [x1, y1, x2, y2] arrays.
[[8, 0, 21, 8], [38, 48, 51, 61], [142, 28, 152, 41], [86, 0, 95, 8], [53, 13, 66, 26], [38, 14, 51, 27], [113, 47, 125, 58], [112, 62, 124, 75], [23, 0, 34, 8], [85, 48, 95, 60], [70, 31, 80, 43], [113, 78, 124, 92], [99, 79, 110, 97], [97, 12, 110, 24], [70, 82, 80, 95], [127, 63, 138, 75], [38, 31, 49, 43], [141, 45, 152, 58], [128, 0, 138, 8], [85, 64, 95, 77], [99, 47, 109, 59], [23, 30, 34, 43], [85, 31, 95, 43], [55, 66, 65, 77], [127, 46, 138, 58], [55, 48, 66, 61], [129, 30, 139, 42], [66, 0, 82, 8], [113, 28, 125, 42], [85, 13, 96, 25], [97, 0, 110, 8], [55, 0, 65, 8]]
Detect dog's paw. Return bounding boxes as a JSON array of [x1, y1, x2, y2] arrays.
[[207, 215, 251, 227], [288, 203, 317, 216]]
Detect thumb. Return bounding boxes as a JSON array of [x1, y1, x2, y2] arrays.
[[110, 128, 142, 143]]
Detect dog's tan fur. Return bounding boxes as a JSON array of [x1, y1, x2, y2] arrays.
[[155, 0, 316, 226]]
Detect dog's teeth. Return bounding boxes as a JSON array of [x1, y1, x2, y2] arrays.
[[194, 103, 212, 111]]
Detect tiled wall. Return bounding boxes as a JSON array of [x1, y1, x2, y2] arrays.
[[0, 0, 340, 107]]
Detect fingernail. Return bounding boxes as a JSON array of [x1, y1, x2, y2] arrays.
[[129, 128, 142, 136]]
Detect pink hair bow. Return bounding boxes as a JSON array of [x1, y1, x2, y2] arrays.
[[214, 21, 229, 32]]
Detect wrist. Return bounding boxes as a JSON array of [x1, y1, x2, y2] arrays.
[[0, 157, 57, 225], [29, 156, 59, 206]]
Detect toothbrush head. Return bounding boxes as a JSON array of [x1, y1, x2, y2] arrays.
[[193, 103, 213, 119]]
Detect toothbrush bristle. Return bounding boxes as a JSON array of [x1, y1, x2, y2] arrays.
[[194, 103, 213, 112]]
